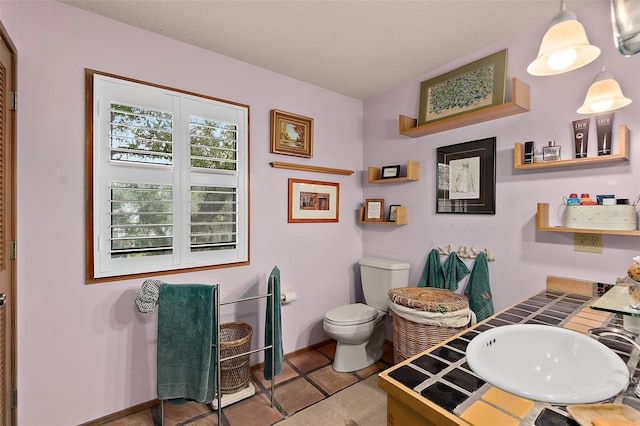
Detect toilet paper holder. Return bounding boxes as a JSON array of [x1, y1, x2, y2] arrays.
[[281, 288, 297, 304]]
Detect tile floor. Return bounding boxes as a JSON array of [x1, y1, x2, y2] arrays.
[[104, 341, 394, 426]]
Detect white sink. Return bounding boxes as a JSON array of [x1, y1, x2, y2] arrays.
[[466, 324, 630, 404]]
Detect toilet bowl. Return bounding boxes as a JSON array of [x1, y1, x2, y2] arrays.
[[323, 303, 386, 372], [323, 257, 410, 372]]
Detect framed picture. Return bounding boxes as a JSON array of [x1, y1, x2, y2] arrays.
[[418, 49, 507, 126], [389, 204, 401, 222], [271, 109, 314, 158], [288, 178, 339, 223], [381, 165, 401, 179], [436, 137, 496, 214], [364, 198, 384, 222]]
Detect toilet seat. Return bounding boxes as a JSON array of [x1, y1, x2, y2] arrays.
[[324, 303, 378, 326]]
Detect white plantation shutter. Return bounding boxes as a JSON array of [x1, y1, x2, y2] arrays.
[[90, 72, 248, 279]]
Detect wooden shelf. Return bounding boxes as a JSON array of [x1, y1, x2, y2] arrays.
[[514, 125, 630, 169], [358, 206, 408, 225], [270, 162, 354, 175], [398, 77, 530, 138], [536, 203, 640, 236], [368, 161, 420, 184]]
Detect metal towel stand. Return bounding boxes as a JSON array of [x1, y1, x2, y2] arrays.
[[159, 282, 276, 425]]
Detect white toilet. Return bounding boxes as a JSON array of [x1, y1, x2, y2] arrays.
[[323, 257, 410, 372]]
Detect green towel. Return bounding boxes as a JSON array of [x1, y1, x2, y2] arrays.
[[418, 249, 445, 288], [443, 252, 470, 291], [464, 252, 494, 322], [264, 267, 283, 380], [157, 284, 217, 403]]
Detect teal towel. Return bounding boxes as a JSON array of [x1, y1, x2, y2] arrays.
[[264, 267, 283, 380], [157, 284, 217, 403], [418, 249, 445, 288], [464, 252, 494, 322], [443, 252, 470, 291]]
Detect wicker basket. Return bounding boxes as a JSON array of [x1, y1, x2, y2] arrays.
[[219, 322, 253, 394], [389, 287, 470, 364]]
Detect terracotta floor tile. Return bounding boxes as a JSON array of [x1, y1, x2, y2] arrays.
[[317, 341, 337, 360], [274, 377, 325, 416], [253, 361, 299, 389], [307, 365, 358, 395], [287, 350, 331, 373], [355, 361, 387, 380], [222, 392, 284, 426], [102, 409, 154, 425], [159, 400, 214, 424]]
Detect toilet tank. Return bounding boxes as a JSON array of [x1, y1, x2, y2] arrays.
[[359, 257, 410, 311]]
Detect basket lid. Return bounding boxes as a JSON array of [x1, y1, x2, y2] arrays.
[[388, 287, 468, 313], [325, 303, 378, 325]]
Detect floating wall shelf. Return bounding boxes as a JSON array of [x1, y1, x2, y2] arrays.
[[368, 161, 420, 184], [398, 78, 530, 138], [536, 203, 640, 236], [270, 162, 354, 176], [514, 125, 630, 170], [358, 206, 408, 226]]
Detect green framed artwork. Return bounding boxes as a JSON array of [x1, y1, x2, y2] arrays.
[[418, 49, 507, 126]]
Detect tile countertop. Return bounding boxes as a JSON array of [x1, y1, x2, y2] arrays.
[[378, 289, 640, 426]]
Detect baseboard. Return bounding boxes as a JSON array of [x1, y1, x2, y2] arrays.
[[79, 399, 159, 426]]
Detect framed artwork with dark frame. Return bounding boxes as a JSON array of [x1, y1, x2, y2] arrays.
[[271, 109, 314, 158], [418, 49, 507, 126], [381, 165, 401, 179], [436, 137, 496, 214], [288, 178, 339, 223], [364, 198, 384, 221]]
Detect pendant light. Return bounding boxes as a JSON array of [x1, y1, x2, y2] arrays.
[[577, 68, 631, 114], [527, 0, 601, 76]]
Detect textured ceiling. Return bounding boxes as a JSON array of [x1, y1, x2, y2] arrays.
[[57, 0, 597, 100]]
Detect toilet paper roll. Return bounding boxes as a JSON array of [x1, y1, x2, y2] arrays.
[[281, 289, 297, 304]]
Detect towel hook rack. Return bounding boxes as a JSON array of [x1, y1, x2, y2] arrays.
[[437, 245, 495, 261]]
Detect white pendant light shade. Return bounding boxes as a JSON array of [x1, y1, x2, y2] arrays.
[[527, 7, 600, 76], [577, 70, 632, 114]]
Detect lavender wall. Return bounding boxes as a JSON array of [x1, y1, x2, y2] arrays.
[[4, 0, 640, 424], [363, 0, 640, 312], [5, 1, 363, 424]]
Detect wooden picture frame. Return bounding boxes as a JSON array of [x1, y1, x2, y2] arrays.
[[288, 178, 339, 223], [418, 49, 507, 126], [381, 165, 401, 179], [437, 137, 496, 214], [389, 205, 401, 222], [271, 109, 314, 158], [364, 198, 384, 222]]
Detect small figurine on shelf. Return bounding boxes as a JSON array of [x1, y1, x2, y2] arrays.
[[628, 256, 640, 283]]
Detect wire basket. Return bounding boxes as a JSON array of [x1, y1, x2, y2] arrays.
[[219, 322, 253, 394]]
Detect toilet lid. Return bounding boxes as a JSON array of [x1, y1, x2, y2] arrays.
[[325, 303, 378, 326]]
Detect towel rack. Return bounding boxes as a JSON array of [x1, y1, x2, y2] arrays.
[[160, 281, 277, 425], [437, 245, 496, 261]]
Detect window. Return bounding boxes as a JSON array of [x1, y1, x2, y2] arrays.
[[86, 70, 249, 282]]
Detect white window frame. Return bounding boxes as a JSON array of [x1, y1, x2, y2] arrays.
[[85, 70, 249, 282]]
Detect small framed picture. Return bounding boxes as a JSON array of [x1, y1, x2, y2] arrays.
[[381, 165, 401, 179], [271, 109, 314, 158], [364, 199, 384, 221], [389, 205, 401, 222]]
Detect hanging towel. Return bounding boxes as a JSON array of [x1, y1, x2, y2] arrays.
[[418, 249, 446, 288], [464, 252, 494, 322], [156, 284, 217, 404], [135, 279, 163, 313], [442, 252, 470, 291], [264, 267, 283, 380]]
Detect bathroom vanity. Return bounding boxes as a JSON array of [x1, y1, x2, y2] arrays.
[[378, 278, 640, 425]]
